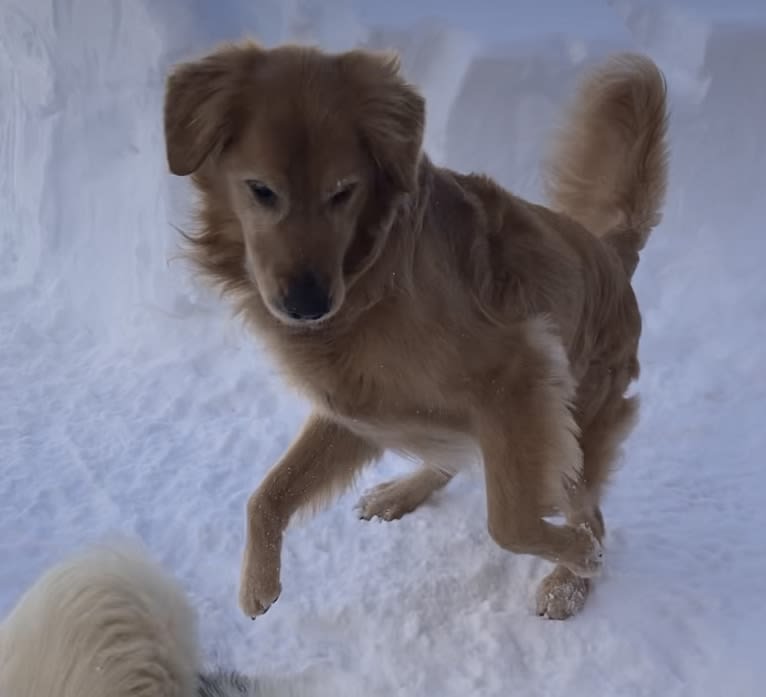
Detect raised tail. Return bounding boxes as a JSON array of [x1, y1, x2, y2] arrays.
[[544, 53, 669, 276]]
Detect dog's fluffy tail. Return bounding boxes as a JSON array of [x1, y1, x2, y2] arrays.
[[544, 52, 669, 276]]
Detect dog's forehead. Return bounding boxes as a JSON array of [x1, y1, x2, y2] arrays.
[[234, 55, 366, 182]]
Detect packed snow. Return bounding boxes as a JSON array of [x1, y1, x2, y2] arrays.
[[1, 0, 765, 695]]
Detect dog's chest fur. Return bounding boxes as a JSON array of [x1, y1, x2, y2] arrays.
[[262, 306, 481, 467], [278, 316, 462, 419]]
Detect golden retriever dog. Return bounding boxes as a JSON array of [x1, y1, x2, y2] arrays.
[[0, 543, 321, 697], [163, 42, 668, 620]]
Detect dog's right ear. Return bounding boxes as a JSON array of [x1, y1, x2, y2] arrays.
[[163, 42, 262, 176]]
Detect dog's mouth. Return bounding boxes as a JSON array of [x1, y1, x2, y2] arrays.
[[266, 301, 340, 330]]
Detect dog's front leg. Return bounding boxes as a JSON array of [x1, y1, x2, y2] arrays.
[[239, 413, 381, 617], [475, 378, 603, 587], [477, 414, 603, 583]]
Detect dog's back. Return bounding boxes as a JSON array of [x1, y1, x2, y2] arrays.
[[0, 543, 200, 697]]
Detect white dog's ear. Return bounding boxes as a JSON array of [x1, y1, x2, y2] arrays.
[[339, 50, 426, 194], [163, 41, 263, 176]]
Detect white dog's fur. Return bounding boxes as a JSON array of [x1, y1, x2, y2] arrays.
[[0, 543, 311, 697], [0, 543, 200, 697]]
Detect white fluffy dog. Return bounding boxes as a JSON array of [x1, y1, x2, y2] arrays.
[[0, 543, 312, 697]]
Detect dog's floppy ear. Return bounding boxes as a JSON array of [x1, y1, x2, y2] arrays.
[[164, 42, 262, 176], [339, 50, 425, 194]]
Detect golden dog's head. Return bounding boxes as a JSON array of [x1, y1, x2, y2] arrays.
[[164, 41, 425, 326]]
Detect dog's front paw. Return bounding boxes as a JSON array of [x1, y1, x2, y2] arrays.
[[239, 507, 283, 618], [561, 522, 603, 578], [239, 548, 282, 618]]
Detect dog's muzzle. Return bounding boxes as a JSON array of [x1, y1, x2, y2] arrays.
[[282, 271, 331, 321]]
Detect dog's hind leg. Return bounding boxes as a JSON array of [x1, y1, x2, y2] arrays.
[[356, 466, 453, 521]]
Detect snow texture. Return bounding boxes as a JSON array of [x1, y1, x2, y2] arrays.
[[2, 0, 765, 695]]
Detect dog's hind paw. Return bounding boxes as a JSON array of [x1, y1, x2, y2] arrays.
[[356, 469, 451, 521], [355, 478, 427, 521]]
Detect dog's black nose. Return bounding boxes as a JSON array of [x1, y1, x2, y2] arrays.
[[283, 272, 331, 321]]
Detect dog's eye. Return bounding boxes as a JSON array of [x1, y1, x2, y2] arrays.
[[329, 183, 357, 208], [246, 180, 278, 207]]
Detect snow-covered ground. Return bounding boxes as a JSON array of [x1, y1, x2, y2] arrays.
[[2, 0, 765, 694]]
